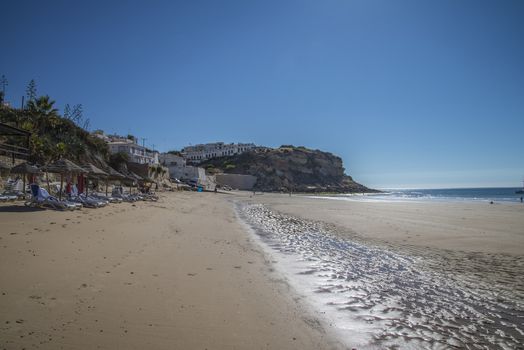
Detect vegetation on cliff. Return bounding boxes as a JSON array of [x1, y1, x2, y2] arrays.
[[200, 145, 377, 193], [0, 94, 109, 166]]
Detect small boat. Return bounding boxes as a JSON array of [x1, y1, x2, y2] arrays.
[[516, 180, 524, 194]]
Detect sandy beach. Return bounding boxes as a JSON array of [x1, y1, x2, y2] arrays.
[[0, 192, 340, 350], [2, 191, 524, 349]]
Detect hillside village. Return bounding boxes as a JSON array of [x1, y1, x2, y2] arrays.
[[0, 87, 374, 194], [93, 132, 261, 191]]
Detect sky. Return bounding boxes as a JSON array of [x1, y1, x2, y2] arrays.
[[1, 0, 523, 189]]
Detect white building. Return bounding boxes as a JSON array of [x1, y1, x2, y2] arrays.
[[182, 142, 255, 163], [103, 134, 159, 165], [159, 153, 186, 167]]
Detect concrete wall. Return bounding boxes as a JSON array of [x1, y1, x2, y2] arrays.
[[168, 165, 216, 191], [215, 174, 257, 190], [168, 165, 204, 182]]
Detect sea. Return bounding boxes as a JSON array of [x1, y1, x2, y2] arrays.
[[311, 187, 524, 203], [235, 188, 524, 349]]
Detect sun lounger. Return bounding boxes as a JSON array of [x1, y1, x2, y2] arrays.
[[69, 185, 106, 208], [1, 179, 25, 199], [0, 193, 17, 201], [0, 194, 16, 202], [112, 187, 139, 202], [25, 184, 76, 210], [90, 193, 122, 203]]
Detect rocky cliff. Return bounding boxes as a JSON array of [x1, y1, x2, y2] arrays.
[[199, 146, 377, 193]]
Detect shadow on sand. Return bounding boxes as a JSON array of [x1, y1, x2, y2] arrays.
[[0, 204, 45, 213]]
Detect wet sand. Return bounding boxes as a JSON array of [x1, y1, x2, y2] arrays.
[[233, 193, 524, 348], [0, 192, 341, 350], [239, 193, 524, 254]]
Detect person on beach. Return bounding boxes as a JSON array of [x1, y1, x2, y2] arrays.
[[520, 196, 523, 203]]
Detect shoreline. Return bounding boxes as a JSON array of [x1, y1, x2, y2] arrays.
[[234, 193, 524, 348], [240, 192, 524, 254]]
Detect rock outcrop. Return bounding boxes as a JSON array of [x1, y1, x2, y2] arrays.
[[199, 146, 378, 193]]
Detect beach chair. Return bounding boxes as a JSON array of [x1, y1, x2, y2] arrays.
[[25, 184, 76, 210], [70, 185, 106, 208], [90, 192, 122, 203], [0, 194, 16, 202], [112, 186, 136, 202], [1, 179, 24, 200], [55, 184, 83, 209]]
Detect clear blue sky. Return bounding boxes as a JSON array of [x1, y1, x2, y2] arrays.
[[2, 0, 523, 189]]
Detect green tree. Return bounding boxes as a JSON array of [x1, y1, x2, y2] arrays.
[[27, 95, 58, 116], [26, 95, 60, 132], [55, 142, 66, 159]]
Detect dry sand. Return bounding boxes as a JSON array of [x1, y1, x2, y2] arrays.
[[0, 192, 341, 350]]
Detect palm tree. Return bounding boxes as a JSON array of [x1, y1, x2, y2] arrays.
[[27, 95, 59, 116], [26, 95, 60, 132]]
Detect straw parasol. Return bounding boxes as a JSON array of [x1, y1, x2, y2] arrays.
[[128, 172, 143, 181], [10, 162, 41, 199], [124, 171, 143, 194], [103, 166, 126, 196], [82, 163, 108, 177], [82, 164, 108, 195], [10, 162, 40, 174], [43, 159, 87, 200], [43, 159, 87, 174], [105, 166, 126, 180]]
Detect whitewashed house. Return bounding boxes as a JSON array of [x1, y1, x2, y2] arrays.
[[181, 142, 255, 163]]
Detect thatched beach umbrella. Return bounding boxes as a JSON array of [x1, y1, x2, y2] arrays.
[[126, 172, 143, 194], [43, 159, 87, 200], [103, 166, 126, 196], [10, 162, 41, 199], [82, 163, 108, 196], [105, 166, 126, 180], [10, 162, 40, 174]]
